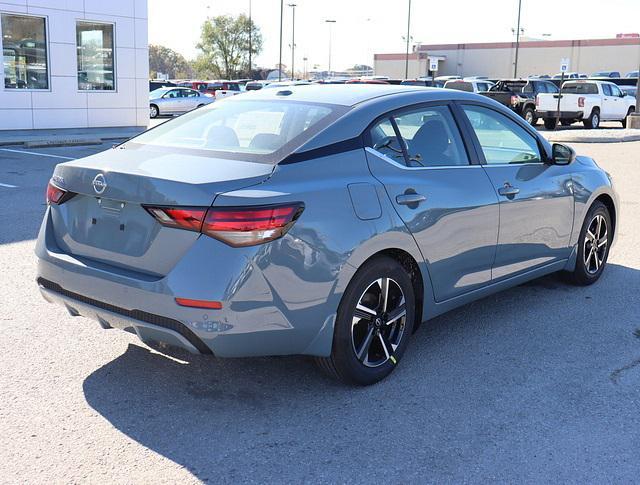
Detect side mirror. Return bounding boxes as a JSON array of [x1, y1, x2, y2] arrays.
[[552, 143, 576, 165]]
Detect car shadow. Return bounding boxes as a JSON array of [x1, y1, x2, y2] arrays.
[[82, 263, 640, 482]]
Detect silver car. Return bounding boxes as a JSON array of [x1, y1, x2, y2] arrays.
[[149, 87, 214, 118], [37, 85, 618, 385]]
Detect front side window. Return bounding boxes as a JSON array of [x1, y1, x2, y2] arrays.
[[462, 105, 541, 165], [610, 84, 622, 97], [76, 21, 114, 91], [1, 14, 48, 90]]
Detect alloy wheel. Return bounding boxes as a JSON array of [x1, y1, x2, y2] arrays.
[[351, 277, 406, 368], [583, 214, 607, 275]]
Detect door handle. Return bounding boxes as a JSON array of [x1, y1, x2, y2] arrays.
[[396, 193, 427, 205], [498, 183, 520, 197]]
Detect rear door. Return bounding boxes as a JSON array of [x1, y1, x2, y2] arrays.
[[459, 103, 574, 280], [365, 102, 499, 302]]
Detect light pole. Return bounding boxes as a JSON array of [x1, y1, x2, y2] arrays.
[[513, 0, 523, 78], [279, 0, 284, 81], [404, 0, 412, 79], [248, 0, 252, 78], [288, 3, 297, 79], [303, 56, 308, 80], [325, 19, 336, 78]]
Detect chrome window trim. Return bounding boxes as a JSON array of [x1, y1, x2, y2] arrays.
[[365, 147, 483, 171]]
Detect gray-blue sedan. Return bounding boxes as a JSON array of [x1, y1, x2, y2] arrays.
[[37, 85, 618, 385]]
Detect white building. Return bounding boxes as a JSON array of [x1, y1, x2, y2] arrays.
[[0, 0, 148, 130]]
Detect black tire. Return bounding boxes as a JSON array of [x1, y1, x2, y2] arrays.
[[563, 201, 611, 286], [197, 104, 205, 108], [621, 107, 634, 128], [583, 108, 600, 129], [150, 104, 159, 119], [522, 106, 536, 126], [543, 118, 557, 130], [315, 256, 416, 385]]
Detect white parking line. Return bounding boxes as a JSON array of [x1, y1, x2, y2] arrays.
[[0, 148, 75, 160], [0, 182, 18, 188]]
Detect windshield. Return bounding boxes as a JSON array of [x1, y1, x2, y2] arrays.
[[129, 99, 348, 163]]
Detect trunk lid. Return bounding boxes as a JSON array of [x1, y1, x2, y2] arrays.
[[49, 144, 274, 276]]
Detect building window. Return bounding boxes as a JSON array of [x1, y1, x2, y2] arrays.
[[1, 14, 49, 90], [76, 21, 115, 91]]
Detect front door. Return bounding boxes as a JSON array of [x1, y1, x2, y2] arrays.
[[365, 103, 499, 302], [459, 104, 574, 280]]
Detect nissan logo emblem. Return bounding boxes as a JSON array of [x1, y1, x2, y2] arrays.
[[92, 173, 107, 195]]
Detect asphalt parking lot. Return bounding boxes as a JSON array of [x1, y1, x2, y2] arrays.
[[1, 141, 639, 483]]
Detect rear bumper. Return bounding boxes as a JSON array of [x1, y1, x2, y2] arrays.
[[35, 208, 344, 358], [537, 110, 584, 119], [38, 277, 209, 354]]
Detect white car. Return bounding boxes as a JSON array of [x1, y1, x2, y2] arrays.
[[536, 80, 636, 129], [444, 79, 494, 93]]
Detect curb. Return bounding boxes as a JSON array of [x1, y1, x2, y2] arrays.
[[541, 130, 640, 144], [0, 136, 130, 148]]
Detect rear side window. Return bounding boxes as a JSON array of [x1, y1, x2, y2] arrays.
[[602, 84, 612, 96], [562, 82, 598, 94], [369, 105, 469, 167], [130, 100, 346, 163]]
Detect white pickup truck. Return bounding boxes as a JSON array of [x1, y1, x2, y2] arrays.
[[536, 80, 635, 129]]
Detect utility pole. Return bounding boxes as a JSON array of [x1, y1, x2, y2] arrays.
[[405, 0, 412, 79], [513, 0, 522, 77], [248, 0, 252, 79], [279, 0, 284, 81], [325, 19, 336, 78], [288, 4, 297, 80]]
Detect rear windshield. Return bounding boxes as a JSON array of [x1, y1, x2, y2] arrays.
[[562, 82, 598, 94], [129, 99, 347, 163], [446, 81, 473, 92]]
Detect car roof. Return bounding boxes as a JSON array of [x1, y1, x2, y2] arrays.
[[224, 84, 431, 107]]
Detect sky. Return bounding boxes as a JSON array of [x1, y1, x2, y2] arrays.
[[148, 0, 640, 72]]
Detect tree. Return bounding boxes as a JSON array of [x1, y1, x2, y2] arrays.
[[149, 45, 192, 79], [196, 14, 263, 79]]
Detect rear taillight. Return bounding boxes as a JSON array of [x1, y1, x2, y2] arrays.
[[46, 181, 74, 205], [144, 203, 304, 247], [578, 96, 585, 108], [510, 95, 518, 107], [535, 95, 539, 107]]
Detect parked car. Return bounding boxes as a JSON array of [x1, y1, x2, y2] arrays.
[[482, 79, 559, 125], [620, 85, 638, 98], [553, 72, 582, 79], [178, 80, 241, 97], [149, 87, 214, 118], [591, 71, 621, 79], [245, 80, 271, 91], [38, 85, 618, 385], [536, 80, 636, 129], [444, 79, 494, 93], [626, 71, 639, 78], [345, 79, 389, 84], [149, 79, 177, 91], [400, 79, 436, 88]]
